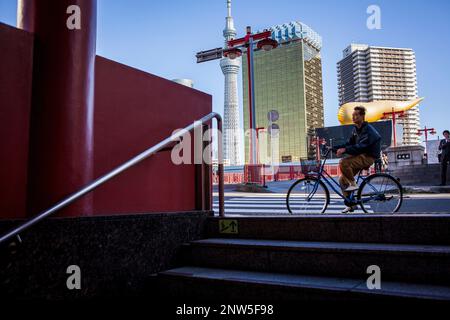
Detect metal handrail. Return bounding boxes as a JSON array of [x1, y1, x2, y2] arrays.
[[0, 112, 224, 244]]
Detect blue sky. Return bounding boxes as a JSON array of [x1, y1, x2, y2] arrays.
[[1, 0, 449, 140]]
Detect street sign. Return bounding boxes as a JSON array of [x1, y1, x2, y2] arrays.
[[397, 153, 411, 160], [282, 155, 292, 163], [267, 110, 279, 122], [219, 219, 238, 234], [196, 47, 223, 63], [268, 123, 280, 136]]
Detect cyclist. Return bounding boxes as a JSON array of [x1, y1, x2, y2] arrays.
[[334, 106, 381, 213]]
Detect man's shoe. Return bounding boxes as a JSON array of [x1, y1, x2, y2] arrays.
[[342, 206, 356, 213], [344, 184, 359, 192]]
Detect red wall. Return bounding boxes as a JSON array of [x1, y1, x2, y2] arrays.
[[0, 24, 212, 219], [92, 56, 212, 215], [0, 23, 34, 219]]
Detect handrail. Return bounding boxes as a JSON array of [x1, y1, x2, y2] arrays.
[[0, 112, 224, 244]]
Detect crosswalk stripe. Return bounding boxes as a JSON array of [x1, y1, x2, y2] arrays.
[[214, 200, 343, 204], [215, 199, 330, 202], [213, 198, 348, 202], [213, 194, 343, 198], [213, 204, 344, 208], [218, 195, 342, 200], [222, 195, 342, 198], [212, 195, 373, 214], [211, 208, 367, 214], [213, 200, 340, 204]]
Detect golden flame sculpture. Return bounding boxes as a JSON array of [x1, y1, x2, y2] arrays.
[[337, 98, 424, 125]]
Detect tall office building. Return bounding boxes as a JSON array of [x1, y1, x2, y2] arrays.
[[220, 0, 242, 165], [242, 22, 324, 163], [337, 44, 420, 145]]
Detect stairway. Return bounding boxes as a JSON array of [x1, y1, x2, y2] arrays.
[[391, 164, 449, 186], [157, 214, 450, 302]]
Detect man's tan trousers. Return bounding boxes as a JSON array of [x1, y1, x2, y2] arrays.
[[339, 154, 375, 197]]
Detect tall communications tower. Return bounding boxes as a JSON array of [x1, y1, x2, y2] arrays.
[[220, 0, 242, 165]]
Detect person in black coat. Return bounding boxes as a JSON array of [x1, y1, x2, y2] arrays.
[[439, 130, 450, 186], [334, 106, 381, 212]]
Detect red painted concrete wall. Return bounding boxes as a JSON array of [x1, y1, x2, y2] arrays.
[[0, 23, 34, 219], [92, 56, 212, 215], [0, 23, 211, 219]]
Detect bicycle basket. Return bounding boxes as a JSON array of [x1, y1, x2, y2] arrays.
[[300, 159, 320, 174]]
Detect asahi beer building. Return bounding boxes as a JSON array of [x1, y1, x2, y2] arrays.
[[242, 21, 324, 164]]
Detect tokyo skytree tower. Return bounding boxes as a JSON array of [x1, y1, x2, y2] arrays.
[[220, 0, 242, 165]]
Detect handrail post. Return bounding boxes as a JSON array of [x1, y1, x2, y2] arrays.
[[215, 114, 225, 218], [201, 124, 212, 214]]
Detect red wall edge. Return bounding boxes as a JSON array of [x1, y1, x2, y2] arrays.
[[22, 0, 97, 217]]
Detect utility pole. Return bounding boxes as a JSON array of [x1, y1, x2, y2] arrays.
[[382, 108, 406, 147], [417, 126, 436, 156]]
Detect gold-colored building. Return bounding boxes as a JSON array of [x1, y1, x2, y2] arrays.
[[242, 22, 324, 163]]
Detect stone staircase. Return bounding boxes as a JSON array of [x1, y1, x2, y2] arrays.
[[391, 164, 448, 186], [157, 215, 450, 302]]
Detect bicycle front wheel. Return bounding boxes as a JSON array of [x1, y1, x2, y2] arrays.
[[357, 173, 403, 213], [286, 177, 330, 214]]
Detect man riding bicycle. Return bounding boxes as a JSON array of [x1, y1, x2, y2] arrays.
[[334, 106, 381, 213]]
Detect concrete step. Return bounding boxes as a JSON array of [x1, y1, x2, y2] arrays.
[[205, 215, 450, 245], [404, 186, 450, 193], [397, 172, 441, 177], [181, 238, 450, 285], [397, 171, 445, 175], [158, 266, 450, 302], [394, 172, 442, 176], [397, 174, 441, 178], [395, 171, 440, 175]]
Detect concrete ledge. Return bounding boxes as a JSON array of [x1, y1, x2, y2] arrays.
[[0, 211, 210, 300], [205, 215, 450, 244], [403, 186, 450, 194], [158, 266, 450, 301], [182, 238, 450, 285], [390, 163, 450, 186]]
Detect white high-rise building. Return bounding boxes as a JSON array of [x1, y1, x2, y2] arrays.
[[172, 79, 194, 88], [220, 0, 242, 165], [337, 44, 420, 145]]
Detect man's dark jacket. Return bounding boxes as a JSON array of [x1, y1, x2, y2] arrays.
[[439, 139, 450, 159], [335, 121, 381, 159]]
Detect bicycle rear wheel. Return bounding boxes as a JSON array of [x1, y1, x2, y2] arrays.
[[357, 173, 403, 213], [286, 177, 330, 214]]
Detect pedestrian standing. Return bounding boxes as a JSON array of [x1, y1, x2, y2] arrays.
[[439, 130, 450, 186]]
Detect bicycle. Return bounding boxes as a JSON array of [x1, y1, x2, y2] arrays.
[[286, 148, 403, 214]]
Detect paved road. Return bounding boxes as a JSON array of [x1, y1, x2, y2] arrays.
[[213, 194, 370, 215], [213, 180, 450, 216]]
